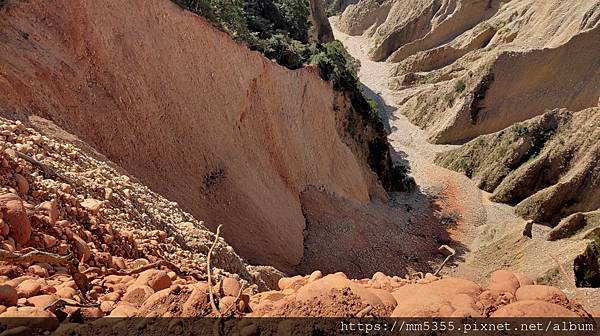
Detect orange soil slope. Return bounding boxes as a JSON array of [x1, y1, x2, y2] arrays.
[[0, 0, 380, 271]]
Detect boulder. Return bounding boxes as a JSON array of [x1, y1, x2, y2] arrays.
[[391, 295, 455, 317], [0, 193, 31, 245], [450, 293, 477, 310], [278, 276, 304, 290], [109, 302, 137, 317], [0, 285, 18, 306], [392, 277, 482, 303], [122, 285, 155, 306], [515, 285, 567, 302], [16, 279, 41, 298], [0, 307, 59, 330], [370, 288, 397, 308], [514, 273, 535, 286], [489, 270, 520, 294], [491, 300, 578, 317], [296, 274, 383, 307], [222, 277, 241, 297], [134, 270, 172, 292]]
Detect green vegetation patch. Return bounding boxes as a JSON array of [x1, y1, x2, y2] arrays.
[[174, 0, 312, 69]]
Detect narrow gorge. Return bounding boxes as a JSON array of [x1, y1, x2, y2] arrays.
[[0, 0, 598, 328]]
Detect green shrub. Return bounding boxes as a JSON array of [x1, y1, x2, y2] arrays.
[[454, 79, 466, 93], [513, 124, 529, 137], [444, 92, 455, 107], [249, 33, 308, 69], [175, 0, 247, 36], [245, 0, 310, 42], [309, 41, 360, 91]]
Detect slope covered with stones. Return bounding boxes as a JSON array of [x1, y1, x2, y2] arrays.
[[0, 0, 410, 272], [0, 116, 594, 335]]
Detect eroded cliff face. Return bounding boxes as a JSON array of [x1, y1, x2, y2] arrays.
[[0, 0, 395, 272], [436, 108, 600, 227], [335, 0, 600, 144]]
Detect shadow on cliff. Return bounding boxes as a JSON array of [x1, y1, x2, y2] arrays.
[[360, 83, 398, 134], [291, 83, 470, 279], [295, 168, 469, 279]]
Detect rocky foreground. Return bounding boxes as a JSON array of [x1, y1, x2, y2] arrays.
[[0, 117, 597, 334]]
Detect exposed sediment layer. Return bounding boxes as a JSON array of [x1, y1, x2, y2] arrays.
[[0, 0, 397, 271]]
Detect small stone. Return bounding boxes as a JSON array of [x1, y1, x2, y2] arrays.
[[132, 258, 150, 268], [81, 198, 103, 214], [222, 278, 241, 297], [55, 287, 77, 299], [27, 265, 48, 277], [181, 283, 209, 316], [308, 270, 323, 283], [26, 294, 56, 308], [102, 291, 121, 302], [0, 193, 31, 246], [56, 243, 69, 255], [109, 302, 137, 317], [0, 307, 59, 330], [42, 234, 58, 249], [37, 200, 59, 225], [71, 234, 90, 263], [13, 174, 28, 195], [218, 296, 238, 314], [0, 285, 18, 306], [100, 300, 116, 313], [122, 285, 155, 306], [134, 270, 171, 292], [16, 279, 41, 298]]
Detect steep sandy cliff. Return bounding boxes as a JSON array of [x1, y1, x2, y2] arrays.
[[0, 0, 403, 272], [335, 0, 600, 144], [436, 108, 600, 226], [436, 107, 600, 289]]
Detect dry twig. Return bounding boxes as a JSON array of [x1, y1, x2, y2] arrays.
[[356, 305, 373, 318], [0, 248, 91, 301], [223, 284, 245, 316], [434, 245, 456, 276], [207, 224, 223, 317], [16, 151, 72, 183], [44, 299, 99, 311]]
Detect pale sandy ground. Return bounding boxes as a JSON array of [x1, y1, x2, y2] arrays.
[[331, 17, 519, 268], [331, 18, 600, 311]]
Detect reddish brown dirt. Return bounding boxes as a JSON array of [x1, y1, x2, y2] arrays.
[[0, 0, 383, 272]]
